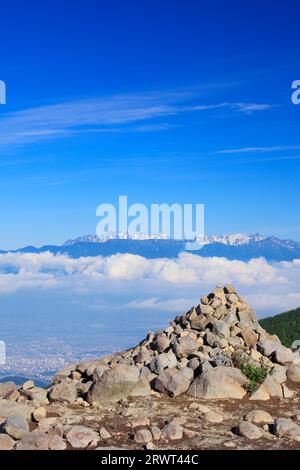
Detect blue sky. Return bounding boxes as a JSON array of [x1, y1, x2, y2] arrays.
[[0, 0, 300, 248]]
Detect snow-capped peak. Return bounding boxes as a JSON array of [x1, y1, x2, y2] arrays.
[[195, 233, 266, 246], [63, 232, 169, 246], [63, 232, 266, 246]]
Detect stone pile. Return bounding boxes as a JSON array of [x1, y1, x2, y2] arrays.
[[0, 285, 300, 450], [51, 285, 300, 403]]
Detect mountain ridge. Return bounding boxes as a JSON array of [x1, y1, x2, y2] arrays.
[[1, 233, 300, 262]]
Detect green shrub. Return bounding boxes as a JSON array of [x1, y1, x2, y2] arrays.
[[240, 363, 268, 392]]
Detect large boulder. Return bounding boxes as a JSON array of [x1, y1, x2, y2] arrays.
[[88, 364, 140, 403], [0, 400, 33, 420], [4, 413, 29, 440], [152, 368, 191, 397], [48, 379, 77, 404], [187, 366, 247, 399]]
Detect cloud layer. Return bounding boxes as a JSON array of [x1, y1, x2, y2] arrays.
[[0, 252, 299, 316]]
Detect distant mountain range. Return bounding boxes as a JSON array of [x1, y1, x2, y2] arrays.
[[1, 233, 300, 262]]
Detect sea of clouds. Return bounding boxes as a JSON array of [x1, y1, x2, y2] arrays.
[[0, 252, 299, 316]]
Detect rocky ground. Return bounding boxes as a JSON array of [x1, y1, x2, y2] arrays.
[[0, 285, 300, 450]]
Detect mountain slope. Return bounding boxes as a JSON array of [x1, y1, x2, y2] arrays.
[[260, 307, 300, 347], [2, 233, 300, 262]]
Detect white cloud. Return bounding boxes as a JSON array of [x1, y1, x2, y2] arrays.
[[214, 145, 300, 155], [0, 252, 299, 316], [0, 88, 274, 147]]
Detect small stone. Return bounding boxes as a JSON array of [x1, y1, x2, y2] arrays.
[[99, 427, 111, 439], [0, 434, 15, 450], [223, 440, 236, 448], [149, 426, 161, 440], [274, 417, 300, 440], [65, 425, 99, 449], [189, 403, 211, 414], [237, 421, 263, 440], [131, 416, 150, 428], [145, 441, 155, 450], [201, 411, 223, 423], [32, 406, 47, 422], [161, 422, 183, 440], [4, 413, 29, 440], [0, 382, 17, 399], [134, 428, 152, 444], [184, 429, 196, 438], [245, 410, 274, 425], [38, 417, 57, 433], [168, 416, 187, 426], [22, 380, 35, 391]]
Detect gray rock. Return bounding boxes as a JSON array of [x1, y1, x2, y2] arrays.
[[48, 434, 67, 450], [22, 380, 35, 391], [151, 426, 161, 440], [274, 417, 300, 440], [134, 428, 152, 444], [88, 364, 140, 403], [24, 387, 48, 404], [92, 365, 109, 381], [161, 422, 183, 440], [270, 364, 287, 384], [32, 406, 47, 422], [188, 366, 247, 399], [237, 421, 263, 440], [153, 368, 191, 397], [150, 350, 177, 374], [262, 374, 283, 398], [129, 376, 152, 397], [287, 365, 300, 383], [4, 413, 29, 440], [99, 427, 111, 439], [49, 380, 77, 404], [173, 336, 199, 358], [187, 357, 200, 370], [274, 345, 293, 365], [0, 400, 33, 420], [153, 334, 170, 353], [201, 411, 223, 423], [213, 319, 230, 338], [0, 433, 15, 450], [65, 425, 99, 449], [245, 409, 274, 425], [0, 382, 17, 399], [16, 432, 50, 450], [198, 304, 214, 315], [181, 367, 194, 381]]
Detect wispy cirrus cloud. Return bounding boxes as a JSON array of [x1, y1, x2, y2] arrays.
[[0, 88, 274, 147], [214, 145, 300, 154]]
